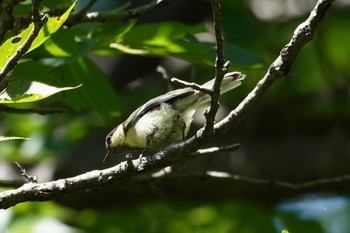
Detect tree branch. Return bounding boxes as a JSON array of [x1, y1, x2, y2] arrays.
[[191, 144, 241, 157], [203, 0, 227, 136], [65, 0, 175, 27], [15, 162, 38, 184], [170, 77, 213, 95], [144, 170, 350, 192], [214, 0, 334, 136], [11, 0, 176, 34], [0, 0, 334, 210], [139, 171, 350, 199], [0, 158, 165, 209], [71, 0, 97, 23]]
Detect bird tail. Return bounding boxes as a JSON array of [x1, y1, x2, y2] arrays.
[[197, 71, 245, 106], [202, 72, 245, 93]]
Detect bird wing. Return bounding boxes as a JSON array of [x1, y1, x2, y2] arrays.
[[123, 87, 195, 132]]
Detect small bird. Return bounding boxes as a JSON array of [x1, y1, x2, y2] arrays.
[[104, 72, 245, 162]]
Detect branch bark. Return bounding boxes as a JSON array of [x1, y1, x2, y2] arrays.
[[0, 0, 334, 210], [203, 0, 227, 136]]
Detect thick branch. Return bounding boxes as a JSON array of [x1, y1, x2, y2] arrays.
[[0, 0, 334, 210], [0, 152, 192, 209]]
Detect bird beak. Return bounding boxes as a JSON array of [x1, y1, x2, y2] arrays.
[[103, 148, 115, 162]]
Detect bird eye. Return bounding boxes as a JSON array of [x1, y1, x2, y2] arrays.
[[105, 134, 112, 148]]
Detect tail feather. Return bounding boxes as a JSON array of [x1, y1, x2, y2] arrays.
[[197, 72, 245, 105], [202, 72, 245, 92]]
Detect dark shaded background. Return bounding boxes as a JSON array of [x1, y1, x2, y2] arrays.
[[1, 0, 350, 232]]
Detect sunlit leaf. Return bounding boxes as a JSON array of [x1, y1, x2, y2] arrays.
[[110, 21, 205, 55], [44, 29, 78, 57], [0, 136, 28, 141], [91, 20, 137, 55], [0, 80, 81, 103], [108, 22, 265, 68], [0, 24, 34, 72], [27, 1, 77, 53], [0, 1, 76, 74]]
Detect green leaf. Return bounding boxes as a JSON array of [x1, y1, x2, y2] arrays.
[[27, 1, 77, 53], [91, 20, 137, 56], [12, 2, 31, 17], [110, 21, 205, 54], [11, 61, 56, 83], [0, 136, 28, 141], [0, 80, 81, 103], [43, 29, 79, 57], [108, 21, 265, 68], [0, 24, 34, 72], [0, 1, 76, 74], [52, 57, 121, 117]]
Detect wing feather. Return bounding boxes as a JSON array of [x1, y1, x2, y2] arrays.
[[123, 88, 195, 132]]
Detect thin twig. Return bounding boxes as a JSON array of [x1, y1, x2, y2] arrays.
[[12, 8, 68, 34], [139, 170, 350, 192], [72, 0, 97, 22], [170, 77, 213, 95], [203, 0, 227, 137], [12, 0, 176, 33], [191, 143, 241, 157], [31, 0, 42, 23], [66, 0, 175, 27], [14, 162, 38, 184], [205, 172, 350, 191]]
